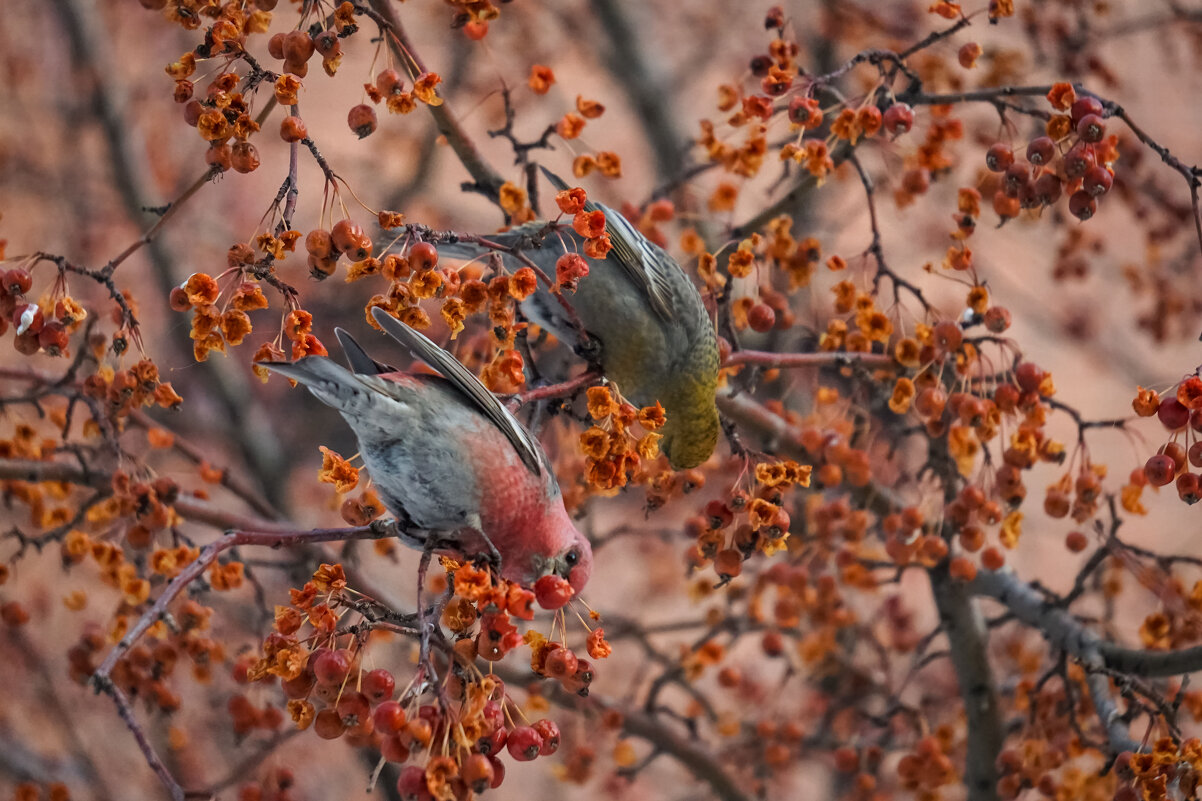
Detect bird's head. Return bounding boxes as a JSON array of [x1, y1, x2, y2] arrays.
[[523, 506, 593, 596]]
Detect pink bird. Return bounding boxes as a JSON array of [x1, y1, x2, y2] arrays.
[[265, 306, 592, 594]]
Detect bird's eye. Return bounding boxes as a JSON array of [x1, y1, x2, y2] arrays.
[[564, 549, 579, 567]]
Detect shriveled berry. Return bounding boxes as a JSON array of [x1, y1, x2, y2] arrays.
[[280, 115, 308, 142], [314, 29, 340, 58], [230, 142, 260, 174], [282, 31, 314, 63], [533, 719, 561, 755], [348, 104, 378, 139]]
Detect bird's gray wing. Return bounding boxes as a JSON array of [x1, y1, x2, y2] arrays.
[[369, 306, 544, 477], [540, 165, 675, 321]]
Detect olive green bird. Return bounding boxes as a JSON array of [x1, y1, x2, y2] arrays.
[[443, 168, 720, 469]]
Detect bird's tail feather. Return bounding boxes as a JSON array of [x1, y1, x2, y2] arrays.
[[262, 357, 377, 416]]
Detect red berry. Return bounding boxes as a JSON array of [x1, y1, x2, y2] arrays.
[[3, 269, 32, 295], [373, 700, 406, 733], [1144, 454, 1177, 487], [1164, 441, 1188, 470], [282, 31, 314, 63], [1065, 531, 1088, 553], [396, 765, 430, 801], [1189, 441, 1202, 468], [312, 649, 351, 686], [747, 302, 776, 332], [506, 725, 544, 761], [313, 708, 346, 739], [985, 142, 1014, 172], [331, 219, 368, 258], [363, 668, 395, 702], [377, 68, 404, 96], [1014, 362, 1044, 394], [915, 388, 947, 418], [280, 115, 308, 143], [1178, 473, 1202, 504], [38, 322, 69, 356], [462, 20, 488, 40], [1025, 136, 1055, 166], [13, 303, 43, 336], [1068, 190, 1097, 221], [1063, 144, 1093, 179], [543, 647, 578, 679], [533, 719, 561, 756], [983, 306, 1011, 333], [1002, 163, 1029, 198], [1070, 97, 1104, 126], [489, 755, 506, 789], [1082, 165, 1113, 196], [267, 32, 286, 60], [335, 691, 371, 726], [882, 103, 913, 135], [281, 670, 315, 699], [462, 753, 494, 793], [380, 733, 410, 763], [1076, 113, 1105, 143], [1158, 398, 1190, 430], [534, 574, 574, 610], [409, 241, 439, 271], [1032, 173, 1062, 206], [348, 104, 378, 139], [314, 29, 340, 58]]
